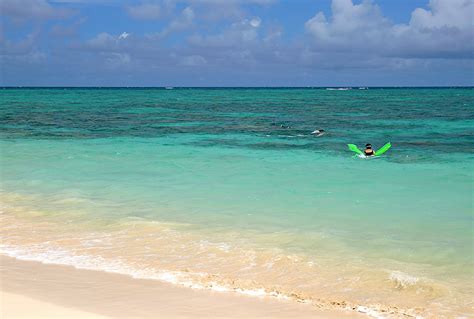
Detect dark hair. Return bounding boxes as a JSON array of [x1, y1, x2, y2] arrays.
[[365, 144, 372, 148]]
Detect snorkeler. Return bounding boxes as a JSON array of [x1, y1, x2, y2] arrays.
[[364, 144, 375, 156], [311, 129, 325, 137]]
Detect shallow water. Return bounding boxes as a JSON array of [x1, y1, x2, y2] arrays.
[[1, 88, 473, 318]]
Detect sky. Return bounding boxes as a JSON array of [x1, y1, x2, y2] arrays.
[[1, 0, 473, 86]]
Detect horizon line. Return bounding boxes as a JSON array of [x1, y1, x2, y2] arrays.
[[1, 86, 473, 89]]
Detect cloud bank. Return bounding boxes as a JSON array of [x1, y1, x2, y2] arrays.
[[1, 0, 472, 86], [305, 0, 473, 59]]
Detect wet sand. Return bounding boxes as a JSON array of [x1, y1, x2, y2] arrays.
[[0, 256, 365, 318]]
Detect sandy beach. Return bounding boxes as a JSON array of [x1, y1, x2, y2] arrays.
[[0, 255, 365, 318]]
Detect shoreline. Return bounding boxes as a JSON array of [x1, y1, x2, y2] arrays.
[[0, 255, 366, 318]]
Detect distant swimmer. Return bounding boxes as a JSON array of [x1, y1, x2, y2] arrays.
[[364, 144, 375, 156], [311, 129, 325, 137], [271, 123, 291, 129]]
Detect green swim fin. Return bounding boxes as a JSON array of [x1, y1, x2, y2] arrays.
[[348, 144, 363, 155], [375, 142, 391, 155]]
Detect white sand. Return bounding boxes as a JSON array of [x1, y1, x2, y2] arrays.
[[1, 255, 366, 318], [1, 292, 109, 319]]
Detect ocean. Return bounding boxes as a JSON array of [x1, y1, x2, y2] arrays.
[[1, 87, 472, 318]]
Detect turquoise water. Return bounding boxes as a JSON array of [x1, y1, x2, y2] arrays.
[[1, 88, 473, 317]]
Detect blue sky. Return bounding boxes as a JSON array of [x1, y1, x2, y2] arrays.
[[1, 0, 473, 86]]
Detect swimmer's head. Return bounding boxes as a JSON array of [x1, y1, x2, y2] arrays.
[[365, 143, 372, 149]]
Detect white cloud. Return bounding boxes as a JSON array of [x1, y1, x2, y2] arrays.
[[305, 0, 474, 59], [305, 0, 392, 50], [250, 17, 261, 28], [409, 0, 472, 29], [119, 32, 130, 40]]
